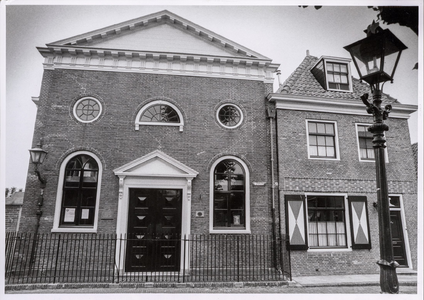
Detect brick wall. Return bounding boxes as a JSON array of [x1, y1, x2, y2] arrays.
[[276, 109, 417, 276], [5, 206, 22, 232], [20, 69, 274, 236]]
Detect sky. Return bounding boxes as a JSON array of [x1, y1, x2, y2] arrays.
[[1, 0, 422, 190]]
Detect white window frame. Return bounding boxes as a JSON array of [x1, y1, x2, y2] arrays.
[[324, 58, 353, 92], [306, 120, 340, 161], [305, 193, 352, 252], [209, 156, 251, 234], [216, 103, 244, 129], [135, 100, 184, 132], [355, 123, 389, 163], [73, 97, 103, 123], [52, 151, 103, 233]]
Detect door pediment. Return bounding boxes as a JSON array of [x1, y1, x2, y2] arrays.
[[114, 150, 198, 179]]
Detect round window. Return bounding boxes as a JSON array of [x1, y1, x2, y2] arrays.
[[216, 104, 243, 128], [73, 97, 102, 123]]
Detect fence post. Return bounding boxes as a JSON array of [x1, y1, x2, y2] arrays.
[[53, 234, 61, 284]]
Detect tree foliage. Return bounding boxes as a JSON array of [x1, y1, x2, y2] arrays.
[[369, 6, 418, 35]]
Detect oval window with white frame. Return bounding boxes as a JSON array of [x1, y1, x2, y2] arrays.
[[216, 104, 243, 129], [73, 97, 102, 123]]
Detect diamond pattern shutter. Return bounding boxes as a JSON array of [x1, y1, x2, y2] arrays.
[[348, 196, 372, 249], [285, 195, 308, 250]]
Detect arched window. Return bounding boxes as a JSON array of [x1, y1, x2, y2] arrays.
[[53, 152, 102, 232], [210, 157, 250, 233], [135, 100, 184, 131]]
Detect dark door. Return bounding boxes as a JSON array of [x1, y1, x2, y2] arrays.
[[126, 188, 182, 272], [390, 211, 408, 267]]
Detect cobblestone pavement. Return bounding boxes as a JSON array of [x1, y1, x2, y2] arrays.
[[5, 285, 418, 294]]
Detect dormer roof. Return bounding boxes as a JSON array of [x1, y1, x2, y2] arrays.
[[38, 10, 279, 83]]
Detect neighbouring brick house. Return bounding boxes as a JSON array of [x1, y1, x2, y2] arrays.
[[267, 54, 417, 276], [16, 10, 417, 280]]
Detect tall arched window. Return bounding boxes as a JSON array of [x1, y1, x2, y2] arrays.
[[135, 100, 184, 131], [53, 151, 102, 232], [210, 156, 250, 233]]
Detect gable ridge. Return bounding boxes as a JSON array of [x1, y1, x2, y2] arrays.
[[48, 10, 269, 60]]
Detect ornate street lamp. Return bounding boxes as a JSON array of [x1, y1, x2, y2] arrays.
[[28, 141, 48, 270], [344, 23, 407, 294]]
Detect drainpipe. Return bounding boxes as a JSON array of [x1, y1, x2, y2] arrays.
[[267, 102, 280, 272]]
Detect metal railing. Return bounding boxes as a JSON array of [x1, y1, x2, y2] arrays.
[[5, 232, 291, 284]]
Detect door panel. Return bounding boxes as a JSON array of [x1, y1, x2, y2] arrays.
[[390, 211, 408, 267], [126, 188, 182, 272]]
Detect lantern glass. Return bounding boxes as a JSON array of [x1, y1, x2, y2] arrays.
[[29, 147, 48, 165], [344, 28, 407, 86]]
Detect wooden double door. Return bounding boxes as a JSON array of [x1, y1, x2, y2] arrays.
[[125, 188, 182, 272]]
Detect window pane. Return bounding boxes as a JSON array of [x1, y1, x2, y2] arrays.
[[317, 123, 325, 134], [230, 174, 244, 190], [214, 195, 227, 209], [334, 74, 341, 83], [309, 146, 318, 156], [326, 146, 335, 157], [333, 64, 340, 72], [214, 211, 228, 227], [63, 189, 79, 207], [318, 146, 326, 156], [317, 136, 326, 146], [340, 64, 347, 73], [326, 63, 333, 71], [341, 75, 348, 84], [327, 73, 334, 82], [325, 136, 334, 146], [80, 189, 97, 207], [308, 122, 317, 134], [325, 123, 334, 135], [309, 135, 317, 146]]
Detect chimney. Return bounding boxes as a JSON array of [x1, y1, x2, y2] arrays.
[[306, 50, 310, 56]]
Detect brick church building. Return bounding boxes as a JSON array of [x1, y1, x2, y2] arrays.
[[17, 10, 417, 279]]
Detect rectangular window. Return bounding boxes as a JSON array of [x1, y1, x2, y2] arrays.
[[307, 195, 347, 248], [357, 125, 375, 160], [307, 121, 338, 159], [326, 62, 350, 91]]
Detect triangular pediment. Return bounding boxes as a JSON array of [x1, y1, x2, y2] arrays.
[[113, 150, 198, 178], [47, 10, 268, 60]]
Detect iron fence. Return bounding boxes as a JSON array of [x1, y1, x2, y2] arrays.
[[5, 232, 291, 284]]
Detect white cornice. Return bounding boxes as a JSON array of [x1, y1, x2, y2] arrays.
[[267, 93, 417, 119], [38, 47, 279, 83]]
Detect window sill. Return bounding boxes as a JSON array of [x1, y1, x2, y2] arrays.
[[210, 229, 251, 234], [307, 247, 352, 253], [51, 227, 97, 233]]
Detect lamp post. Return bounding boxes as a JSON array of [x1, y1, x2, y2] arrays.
[[28, 141, 48, 269], [344, 22, 407, 294]]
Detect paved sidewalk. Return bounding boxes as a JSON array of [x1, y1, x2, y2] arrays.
[[5, 270, 419, 294], [291, 273, 417, 287]]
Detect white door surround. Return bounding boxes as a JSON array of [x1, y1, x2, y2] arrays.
[[113, 150, 198, 273]]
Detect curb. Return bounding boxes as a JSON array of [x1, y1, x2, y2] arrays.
[[5, 281, 288, 291]]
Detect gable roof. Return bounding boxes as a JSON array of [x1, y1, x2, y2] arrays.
[[268, 54, 417, 119], [48, 10, 269, 60], [278, 55, 399, 104], [37, 10, 278, 83]]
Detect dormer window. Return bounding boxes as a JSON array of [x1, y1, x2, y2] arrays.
[[326, 62, 349, 91], [311, 56, 353, 92]]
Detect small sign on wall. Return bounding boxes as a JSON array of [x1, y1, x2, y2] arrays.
[[64, 208, 75, 222]]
